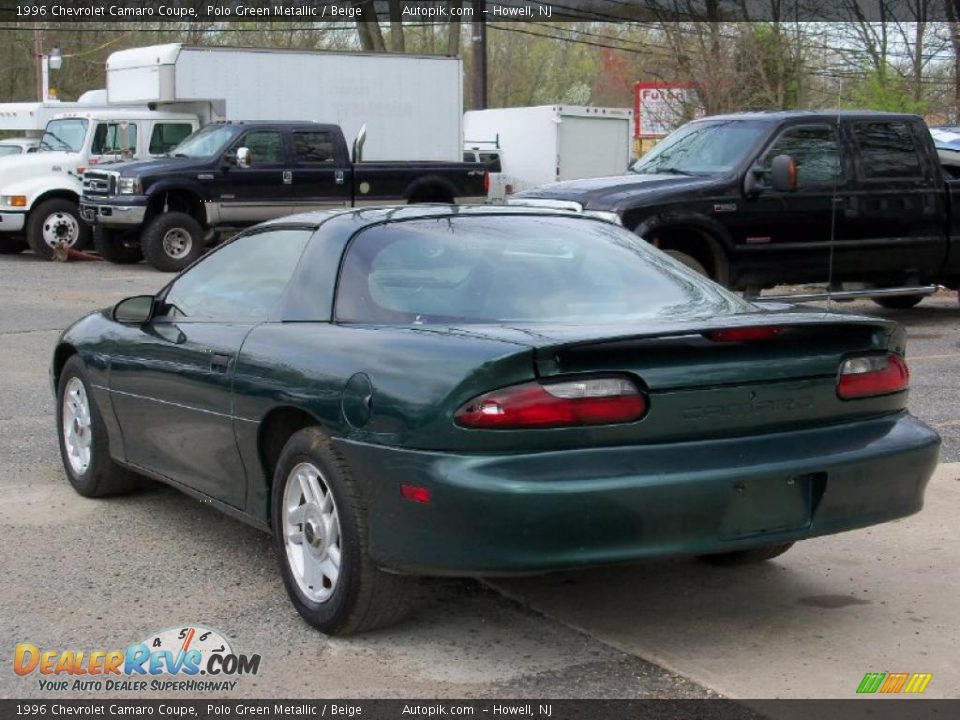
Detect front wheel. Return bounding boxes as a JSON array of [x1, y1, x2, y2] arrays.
[[697, 542, 795, 566], [93, 227, 143, 264], [56, 355, 141, 497], [26, 199, 91, 259], [272, 427, 418, 635], [141, 212, 204, 272], [871, 294, 924, 310]]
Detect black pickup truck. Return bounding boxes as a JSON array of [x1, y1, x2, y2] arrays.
[[80, 121, 488, 271], [512, 110, 960, 308]]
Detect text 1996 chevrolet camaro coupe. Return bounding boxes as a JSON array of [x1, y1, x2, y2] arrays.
[[52, 205, 940, 634]]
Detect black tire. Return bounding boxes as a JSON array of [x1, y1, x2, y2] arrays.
[[56, 355, 141, 498], [698, 542, 795, 566], [664, 249, 710, 278], [271, 427, 418, 635], [141, 212, 204, 272], [26, 198, 91, 259], [0, 236, 27, 254], [93, 227, 143, 265], [871, 294, 924, 310]]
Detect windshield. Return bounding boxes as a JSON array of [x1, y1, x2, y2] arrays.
[[631, 119, 767, 176], [169, 125, 238, 158], [39, 119, 88, 153], [337, 215, 750, 325], [0, 145, 23, 156]]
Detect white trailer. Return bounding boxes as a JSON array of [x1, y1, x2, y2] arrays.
[[106, 44, 465, 162], [463, 105, 634, 196]]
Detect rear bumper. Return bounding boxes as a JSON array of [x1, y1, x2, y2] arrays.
[[335, 412, 940, 575], [0, 211, 25, 233]]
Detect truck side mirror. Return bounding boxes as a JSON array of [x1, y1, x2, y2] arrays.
[[770, 154, 797, 192], [236, 147, 252, 169]]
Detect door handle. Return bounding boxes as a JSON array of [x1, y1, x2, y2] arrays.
[[283, 170, 293, 184], [210, 353, 232, 372]]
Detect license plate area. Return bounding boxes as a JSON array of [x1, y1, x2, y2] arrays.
[[718, 472, 826, 540]]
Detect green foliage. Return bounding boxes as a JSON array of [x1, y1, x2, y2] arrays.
[[842, 69, 927, 114]]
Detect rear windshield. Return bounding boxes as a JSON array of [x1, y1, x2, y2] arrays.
[[336, 215, 750, 324]]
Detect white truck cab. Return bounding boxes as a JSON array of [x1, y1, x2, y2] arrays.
[[0, 109, 198, 257]]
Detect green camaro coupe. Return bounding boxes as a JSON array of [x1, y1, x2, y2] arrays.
[[52, 205, 940, 634]]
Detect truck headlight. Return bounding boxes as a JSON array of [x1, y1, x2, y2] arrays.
[[0, 195, 27, 208], [118, 177, 142, 195], [582, 210, 623, 226]]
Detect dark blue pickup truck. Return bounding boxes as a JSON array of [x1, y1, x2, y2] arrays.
[[80, 121, 488, 271]]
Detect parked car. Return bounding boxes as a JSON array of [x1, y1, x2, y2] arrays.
[[52, 205, 939, 634], [80, 121, 488, 271], [0, 137, 39, 156], [511, 110, 960, 308]]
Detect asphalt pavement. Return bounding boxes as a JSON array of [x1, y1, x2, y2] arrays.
[[0, 252, 956, 701]]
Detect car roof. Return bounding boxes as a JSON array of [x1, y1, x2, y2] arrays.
[[257, 204, 590, 230], [693, 109, 923, 123]]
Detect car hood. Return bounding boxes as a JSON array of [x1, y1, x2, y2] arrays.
[[89, 156, 212, 177], [512, 172, 724, 209], [0, 151, 80, 183]]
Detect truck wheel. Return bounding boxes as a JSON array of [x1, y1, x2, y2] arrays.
[[26, 199, 91, 260], [871, 294, 924, 310], [141, 212, 204, 272], [93, 228, 143, 265], [0, 236, 27, 254], [664, 249, 709, 278]]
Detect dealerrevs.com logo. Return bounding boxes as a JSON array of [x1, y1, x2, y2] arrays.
[[14, 625, 261, 692]]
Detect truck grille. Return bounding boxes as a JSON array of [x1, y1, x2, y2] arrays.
[[82, 170, 118, 198]]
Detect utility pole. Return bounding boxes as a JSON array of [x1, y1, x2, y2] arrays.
[[471, 0, 487, 109], [34, 29, 43, 102]]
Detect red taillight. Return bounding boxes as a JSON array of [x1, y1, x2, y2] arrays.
[[483, 171, 490, 194], [400, 484, 431, 504], [455, 377, 647, 429], [708, 326, 784, 342], [837, 353, 909, 400]]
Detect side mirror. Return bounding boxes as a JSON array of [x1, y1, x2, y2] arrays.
[[770, 154, 797, 192], [113, 295, 155, 324], [236, 147, 252, 169]]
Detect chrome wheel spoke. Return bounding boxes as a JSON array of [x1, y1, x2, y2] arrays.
[[326, 544, 341, 570], [287, 503, 307, 526]]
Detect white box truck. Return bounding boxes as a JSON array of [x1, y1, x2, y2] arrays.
[[106, 44, 465, 162], [463, 105, 634, 198]]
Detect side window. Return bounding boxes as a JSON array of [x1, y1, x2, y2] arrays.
[[157, 229, 312, 321], [149, 123, 193, 155], [478, 152, 502, 173], [852, 122, 924, 179], [463, 152, 475, 163], [293, 132, 335, 163], [762, 126, 842, 188], [231, 131, 285, 166], [91, 123, 137, 155]]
